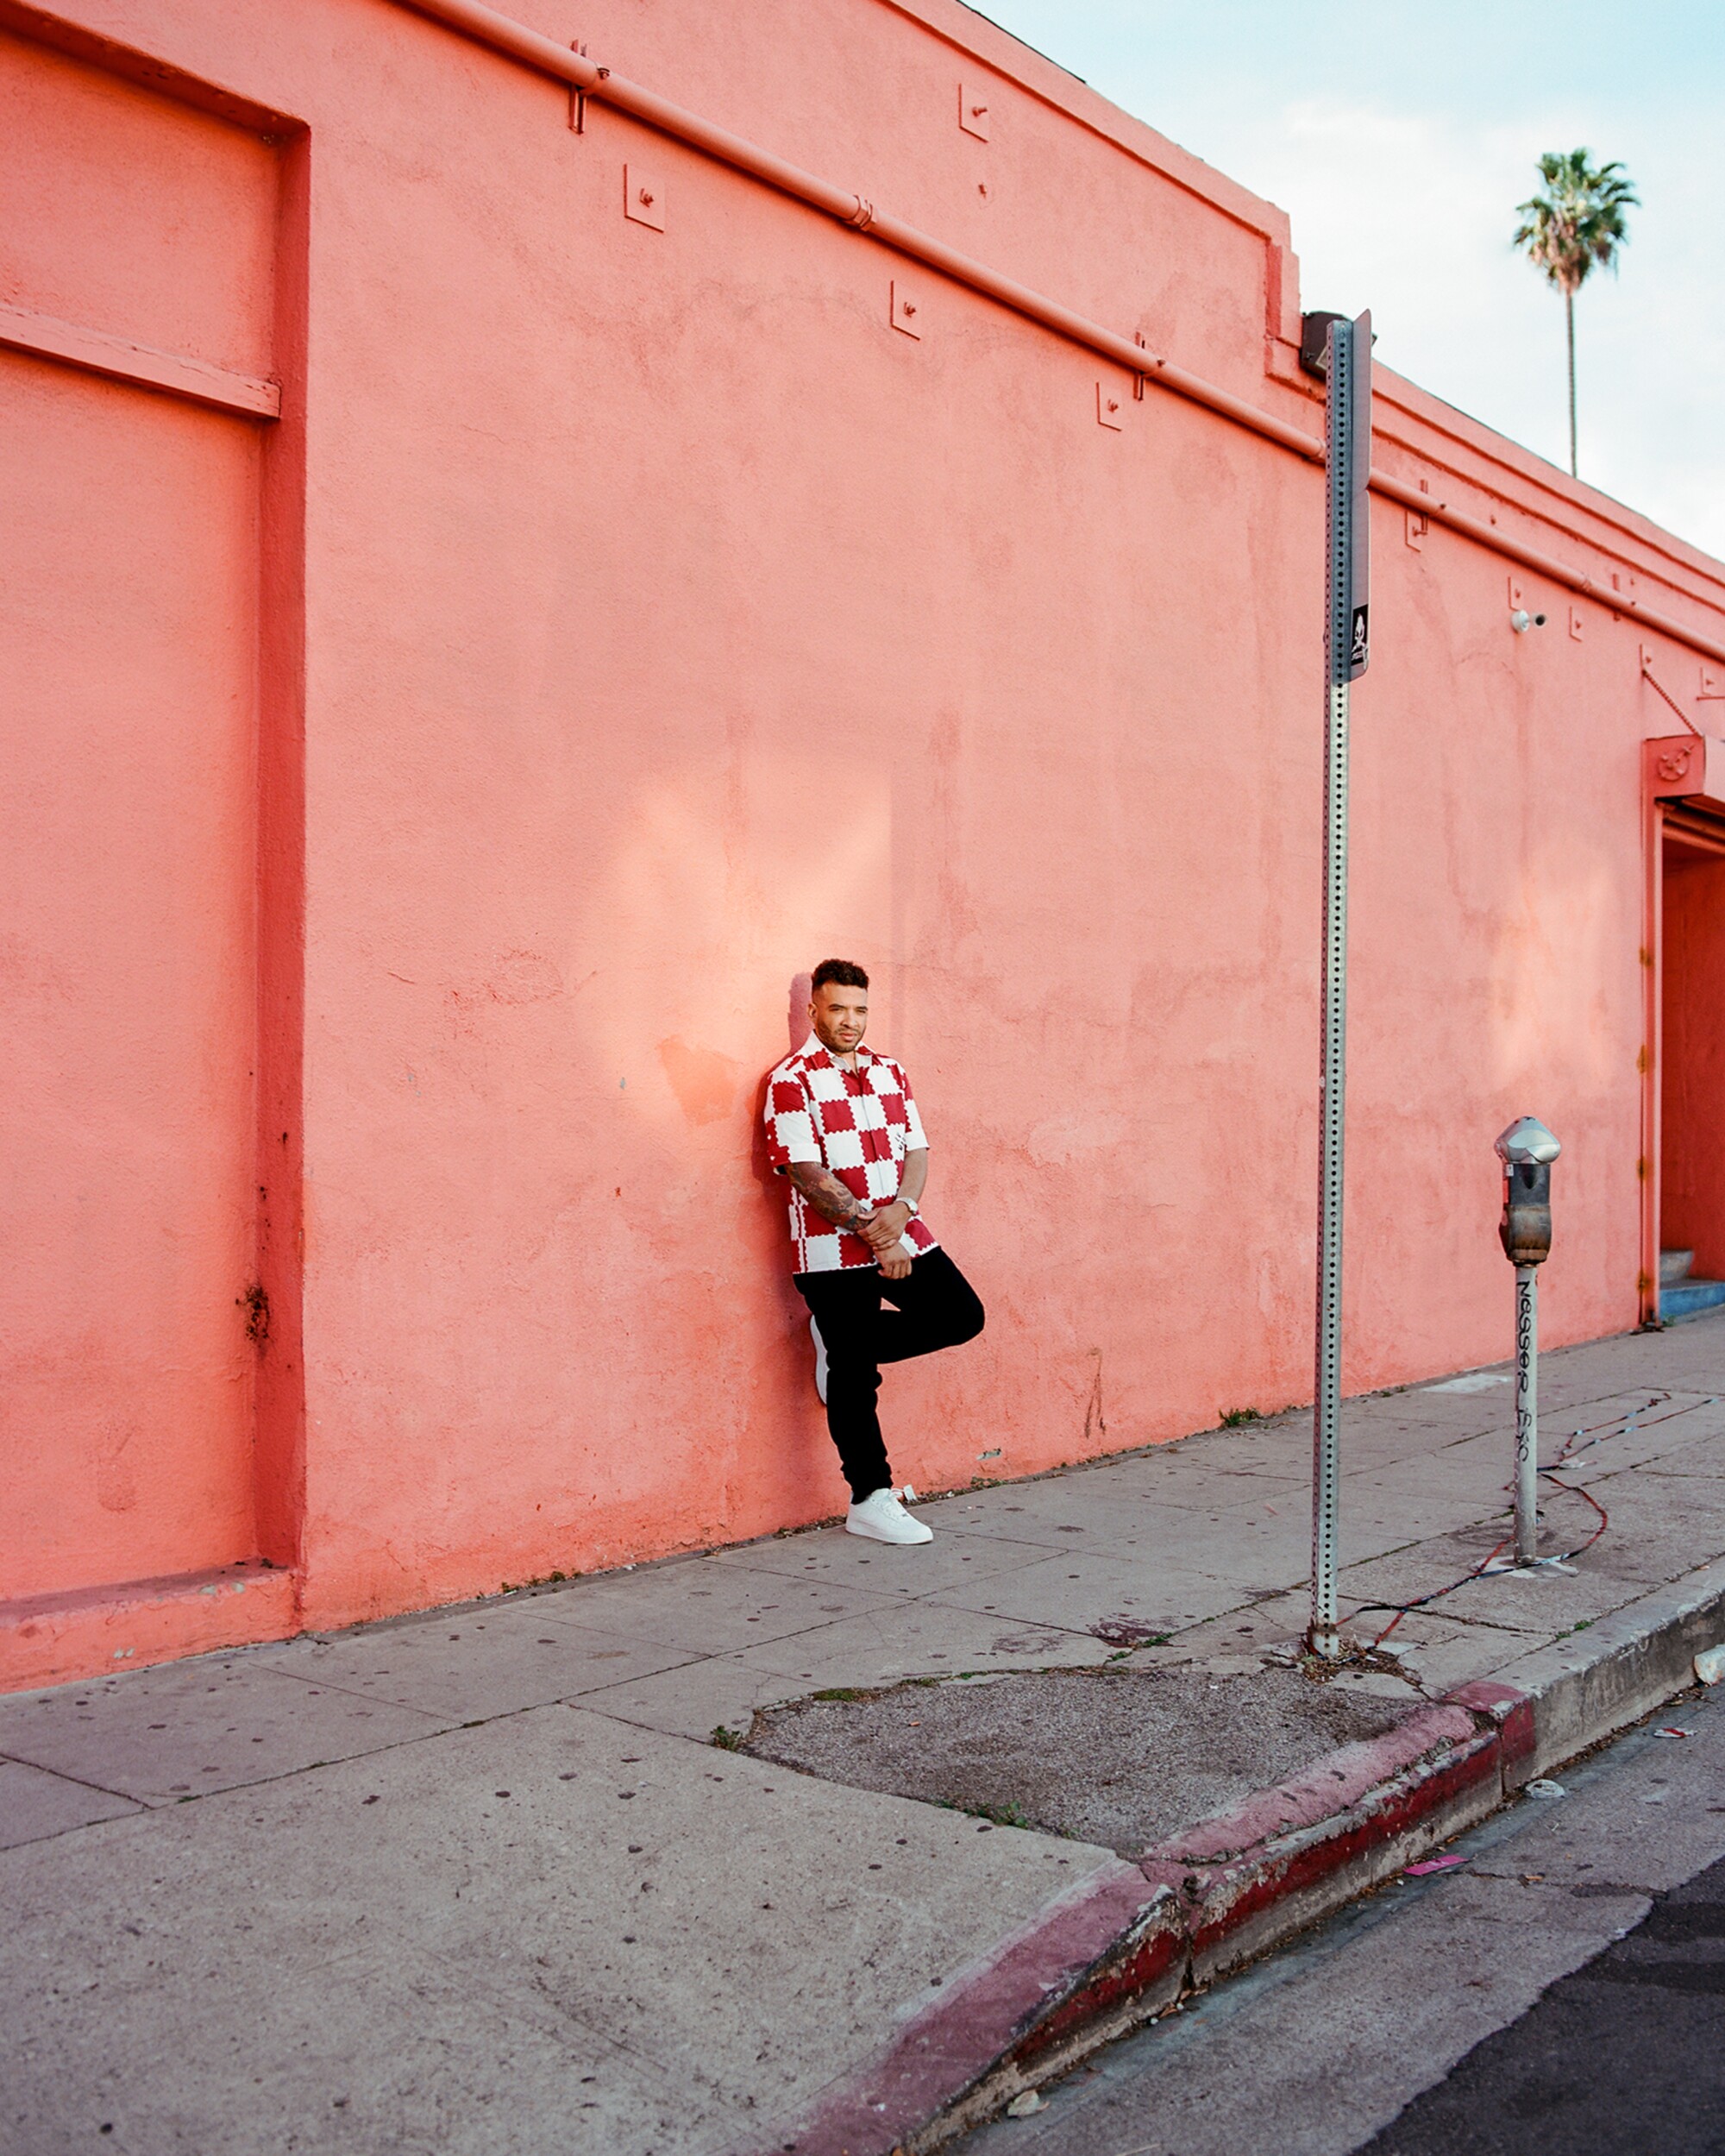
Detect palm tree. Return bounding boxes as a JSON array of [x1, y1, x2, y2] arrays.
[[1513, 149, 1638, 480]]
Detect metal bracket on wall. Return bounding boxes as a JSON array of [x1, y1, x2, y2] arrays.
[[890, 279, 922, 338], [1096, 380, 1124, 431], [958, 84, 989, 141], [624, 161, 664, 230], [568, 41, 586, 131]]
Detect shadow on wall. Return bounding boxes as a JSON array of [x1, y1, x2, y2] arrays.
[[660, 971, 819, 1204], [747, 974, 815, 1207], [643, 977, 825, 1122], [656, 1037, 743, 1126], [788, 970, 812, 1050]]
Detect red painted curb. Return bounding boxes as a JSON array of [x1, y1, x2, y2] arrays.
[[770, 1859, 1182, 2156], [756, 1681, 1531, 2156], [1140, 1702, 1474, 1870], [1447, 1677, 1538, 1784], [1145, 1722, 1503, 1985]]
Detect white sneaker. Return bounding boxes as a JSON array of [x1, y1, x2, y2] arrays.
[[846, 1487, 933, 1546], [809, 1316, 828, 1405]]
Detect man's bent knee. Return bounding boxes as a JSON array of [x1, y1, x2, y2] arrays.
[[944, 1289, 985, 1348]]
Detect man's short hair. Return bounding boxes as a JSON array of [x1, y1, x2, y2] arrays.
[[811, 958, 869, 992]]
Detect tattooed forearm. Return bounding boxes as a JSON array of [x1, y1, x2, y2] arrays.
[[787, 1160, 874, 1232]]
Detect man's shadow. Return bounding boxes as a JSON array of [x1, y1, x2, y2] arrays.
[[749, 972, 813, 1291]]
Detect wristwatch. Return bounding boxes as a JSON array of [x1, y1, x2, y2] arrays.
[[900, 1197, 919, 1217]]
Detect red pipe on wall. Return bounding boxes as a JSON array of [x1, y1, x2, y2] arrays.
[[400, 0, 1725, 670], [397, 0, 1325, 451]]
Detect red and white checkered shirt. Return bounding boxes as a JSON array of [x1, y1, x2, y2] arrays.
[[764, 1036, 939, 1274]]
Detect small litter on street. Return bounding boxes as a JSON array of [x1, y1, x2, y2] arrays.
[[1524, 1778, 1567, 1799], [1405, 1853, 1468, 1876], [1653, 1725, 1692, 1738], [1005, 2091, 1048, 2117]]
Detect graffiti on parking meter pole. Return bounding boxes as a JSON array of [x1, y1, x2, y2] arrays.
[[1351, 605, 1369, 675]]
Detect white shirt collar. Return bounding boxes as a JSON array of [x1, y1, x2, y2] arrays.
[[800, 1032, 869, 1068]]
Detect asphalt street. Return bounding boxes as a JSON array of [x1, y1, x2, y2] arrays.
[[959, 1682, 1725, 2156]]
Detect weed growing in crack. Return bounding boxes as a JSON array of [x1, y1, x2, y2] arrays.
[[938, 1796, 1034, 1830]]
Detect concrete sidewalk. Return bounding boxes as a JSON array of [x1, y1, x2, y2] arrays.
[[5, 1314, 1725, 2155]]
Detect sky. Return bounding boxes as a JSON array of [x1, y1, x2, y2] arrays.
[[969, 0, 1725, 562]]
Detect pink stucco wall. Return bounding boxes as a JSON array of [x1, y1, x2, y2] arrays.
[[3, 0, 1723, 1683]]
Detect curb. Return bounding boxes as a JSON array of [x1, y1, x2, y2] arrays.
[[0, 1563, 299, 1691], [762, 1556, 1725, 2156], [1482, 1552, 1725, 1783]]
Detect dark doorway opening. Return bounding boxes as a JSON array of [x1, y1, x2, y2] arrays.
[[1659, 814, 1725, 1320]]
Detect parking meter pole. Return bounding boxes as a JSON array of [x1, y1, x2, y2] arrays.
[[1514, 1264, 1540, 1565], [1496, 1116, 1560, 1570], [1309, 311, 1370, 1663]]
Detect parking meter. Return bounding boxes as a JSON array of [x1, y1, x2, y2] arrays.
[[1495, 1116, 1560, 1563], [1497, 1116, 1558, 1264]]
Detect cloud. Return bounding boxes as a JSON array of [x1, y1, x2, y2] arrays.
[[975, 3, 1725, 563]]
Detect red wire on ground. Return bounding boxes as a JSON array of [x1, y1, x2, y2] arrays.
[[1343, 1388, 1711, 1656], [1359, 1535, 1510, 1654], [1534, 1471, 1610, 1562]]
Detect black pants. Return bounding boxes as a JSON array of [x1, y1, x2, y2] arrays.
[[794, 1248, 985, 1501]]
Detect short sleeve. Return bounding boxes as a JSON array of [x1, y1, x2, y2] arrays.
[[897, 1066, 929, 1152], [765, 1073, 822, 1171]]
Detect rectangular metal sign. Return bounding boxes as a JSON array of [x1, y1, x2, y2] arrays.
[[1326, 310, 1371, 682]]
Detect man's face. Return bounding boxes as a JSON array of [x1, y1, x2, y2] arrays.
[[809, 982, 868, 1054]]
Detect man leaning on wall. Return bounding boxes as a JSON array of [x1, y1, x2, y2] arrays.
[[763, 961, 985, 1545]]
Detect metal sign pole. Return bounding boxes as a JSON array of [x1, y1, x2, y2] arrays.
[[1310, 311, 1371, 1661]]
